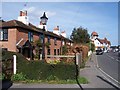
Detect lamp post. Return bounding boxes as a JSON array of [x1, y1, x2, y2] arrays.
[[40, 12, 48, 60]]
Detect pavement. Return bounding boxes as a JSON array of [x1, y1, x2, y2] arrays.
[[7, 53, 119, 89], [80, 53, 116, 88]]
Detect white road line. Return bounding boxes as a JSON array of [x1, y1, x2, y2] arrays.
[[95, 54, 120, 88], [98, 67, 120, 88], [99, 68, 120, 88], [98, 67, 120, 84], [106, 54, 120, 62]]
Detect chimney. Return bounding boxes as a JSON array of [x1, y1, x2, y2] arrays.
[[53, 26, 60, 35], [57, 26, 59, 30], [25, 11, 27, 16], [19, 10, 27, 16], [18, 10, 29, 25], [20, 11, 22, 16], [61, 30, 66, 38]]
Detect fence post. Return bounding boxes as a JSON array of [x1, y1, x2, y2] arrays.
[[76, 53, 81, 77], [13, 55, 16, 74]]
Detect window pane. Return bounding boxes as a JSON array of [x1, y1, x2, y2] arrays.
[[0, 30, 3, 40], [3, 29, 8, 40], [47, 48, 50, 55], [31, 32, 33, 42], [54, 49, 56, 55], [4, 34, 8, 40], [28, 32, 31, 41], [40, 34, 43, 43], [4, 29, 8, 34], [54, 38, 57, 45], [48, 36, 50, 44], [28, 32, 33, 42]]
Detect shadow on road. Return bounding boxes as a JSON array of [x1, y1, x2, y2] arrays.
[[1, 79, 13, 90], [96, 75, 120, 90]]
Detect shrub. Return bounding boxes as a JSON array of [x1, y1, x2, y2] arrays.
[[2, 51, 76, 81], [11, 73, 26, 81], [0, 73, 5, 80]]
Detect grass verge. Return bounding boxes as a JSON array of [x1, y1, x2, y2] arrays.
[[13, 76, 89, 84]]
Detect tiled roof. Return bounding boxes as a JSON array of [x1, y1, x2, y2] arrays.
[[1, 20, 73, 42], [91, 31, 98, 36], [96, 38, 111, 45], [1, 20, 43, 33]]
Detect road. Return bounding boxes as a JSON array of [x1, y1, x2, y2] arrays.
[[96, 51, 120, 87]]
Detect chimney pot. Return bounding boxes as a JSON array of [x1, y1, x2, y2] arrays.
[[20, 11, 22, 16]]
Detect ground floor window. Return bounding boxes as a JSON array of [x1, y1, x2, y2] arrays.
[[54, 49, 56, 55], [57, 49, 59, 55], [47, 48, 50, 55]]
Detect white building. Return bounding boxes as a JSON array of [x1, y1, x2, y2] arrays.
[[91, 31, 111, 51]]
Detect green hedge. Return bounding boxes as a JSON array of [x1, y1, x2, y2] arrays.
[[2, 51, 76, 81], [17, 60, 76, 80]]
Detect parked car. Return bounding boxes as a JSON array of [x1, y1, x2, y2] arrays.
[[96, 48, 103, 55], [118, 45, 120, 57]]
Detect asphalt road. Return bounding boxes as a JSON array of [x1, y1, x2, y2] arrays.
[[96, 51, 120, 86]]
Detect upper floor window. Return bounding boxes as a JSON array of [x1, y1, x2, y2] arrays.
[[0, 29, 8, 41], [48, 36, 51, 44], [39, 34, 43, 43], [54, 38, 57, 45], [28, 32, 33, 42]]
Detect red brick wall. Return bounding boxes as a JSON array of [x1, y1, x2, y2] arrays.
[[17, 28, 39, 43], [0, 28, 17, 52], [17, 28, 28, 42], [47, 37, 62, 56], [0, 27, 64, 59]]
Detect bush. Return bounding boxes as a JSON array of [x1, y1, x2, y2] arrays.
[[2, 51, 76, 81], [0, 73, 5, 80], [11, 73, 26, 81], [17, 61, 76, 80]]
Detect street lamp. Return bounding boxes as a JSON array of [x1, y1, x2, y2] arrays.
[[40, 12, 48, 60]]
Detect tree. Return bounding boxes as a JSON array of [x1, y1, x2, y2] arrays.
[[70, 27, 90, 44]]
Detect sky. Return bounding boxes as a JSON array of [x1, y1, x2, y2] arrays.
[[1, 1, 119, 46]]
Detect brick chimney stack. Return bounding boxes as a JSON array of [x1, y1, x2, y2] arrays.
[[18, 10, 29, 25], [20, 10, 27, 16]]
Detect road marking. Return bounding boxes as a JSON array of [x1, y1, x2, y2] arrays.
[[95, 54, 120, 88], [106, 54, 120, 62], [98, 67, 120, 88]]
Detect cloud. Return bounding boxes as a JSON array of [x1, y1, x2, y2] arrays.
[[23, 6, 56, 18]]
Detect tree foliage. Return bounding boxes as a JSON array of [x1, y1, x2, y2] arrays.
[[70, 27, 90, 44]]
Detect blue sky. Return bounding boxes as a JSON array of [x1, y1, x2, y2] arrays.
[[1, 2, 118, 46]]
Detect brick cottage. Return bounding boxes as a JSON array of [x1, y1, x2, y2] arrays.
[[0, 10, 73, 60]]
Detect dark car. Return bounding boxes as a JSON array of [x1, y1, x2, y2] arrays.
[[96, 48, 103, 55], [118, 45, 120, 57]]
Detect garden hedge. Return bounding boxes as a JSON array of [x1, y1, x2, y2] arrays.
[[2, 51, 76, 81]]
